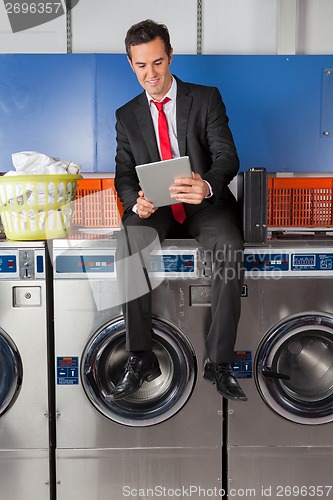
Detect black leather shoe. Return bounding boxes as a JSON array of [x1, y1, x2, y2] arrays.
[[203, 361, 248, 401], [106, 351, 161, 401]]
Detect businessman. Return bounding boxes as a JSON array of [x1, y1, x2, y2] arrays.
[[111, 19, 247, 402]]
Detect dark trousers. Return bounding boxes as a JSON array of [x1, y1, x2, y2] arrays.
[[115, 199, 244, 364]]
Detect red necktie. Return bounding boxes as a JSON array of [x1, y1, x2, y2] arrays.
[[152, 98, 186, 224]]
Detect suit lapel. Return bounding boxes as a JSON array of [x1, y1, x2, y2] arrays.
[[135, 92, 160, 162], [175, 78, 192, 157]]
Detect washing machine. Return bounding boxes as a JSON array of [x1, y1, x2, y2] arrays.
[[0, 240, 51, 500], [227, 241, 333, 498], [52, 237, 223, 500]]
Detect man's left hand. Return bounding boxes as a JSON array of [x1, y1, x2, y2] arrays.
[[169, 172, 209, 204]]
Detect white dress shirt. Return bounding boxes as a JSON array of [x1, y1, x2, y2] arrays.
[[147, 77, 180, 159]]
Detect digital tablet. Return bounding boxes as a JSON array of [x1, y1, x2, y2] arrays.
[[135, 156, 192, 207]]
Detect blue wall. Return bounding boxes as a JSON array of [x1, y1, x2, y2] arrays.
[[0, 54, 332, 173]]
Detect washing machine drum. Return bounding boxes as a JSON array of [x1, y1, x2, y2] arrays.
[[256, 313, 333, 425], [81, 317, 196, 427], [0, 329, 23, 417]]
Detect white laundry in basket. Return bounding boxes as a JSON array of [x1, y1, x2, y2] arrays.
[[0, 151, 81, 230], [3, 151, 80, 199]]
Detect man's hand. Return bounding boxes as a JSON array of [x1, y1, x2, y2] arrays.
[[136, 190, 157, 218], [169, 172, 209, 204]]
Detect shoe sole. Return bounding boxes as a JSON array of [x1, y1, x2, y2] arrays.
[[145, 366, 162, 382], [203, 364, 215, 385], [203, 372, 215, 384]]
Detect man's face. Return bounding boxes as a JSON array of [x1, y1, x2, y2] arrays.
[[128, 36, 173, 101]]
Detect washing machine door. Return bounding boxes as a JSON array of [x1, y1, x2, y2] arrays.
[[256, 313, 333, 424], [0, 328, 23, 417], [81, 316, 196, 427]]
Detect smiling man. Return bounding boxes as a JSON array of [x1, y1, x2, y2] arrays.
[[112, 19, 247, 402], [128, 36, 173, 101]]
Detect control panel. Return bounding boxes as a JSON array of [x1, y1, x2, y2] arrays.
[[0, 249, 45, 279], [55, 254, 116, 275], [245, 248, 333, 276], [0, 255, 16, 274], [291, 253, 333, 271], [244, 252, 289, 272], [54, 248, 200, 279], [147, 249, 198, 278]]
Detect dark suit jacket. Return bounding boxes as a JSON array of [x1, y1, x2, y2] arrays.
[[115, 76, 239, 213]]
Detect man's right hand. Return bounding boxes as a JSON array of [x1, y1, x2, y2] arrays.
[[136, 190, 157, 219]]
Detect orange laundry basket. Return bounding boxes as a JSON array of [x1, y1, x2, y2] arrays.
[[72, 178, 123, 228], [267, 177, 333, 228]]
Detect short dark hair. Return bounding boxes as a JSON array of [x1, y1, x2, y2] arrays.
[[125, 19, 172, 60]]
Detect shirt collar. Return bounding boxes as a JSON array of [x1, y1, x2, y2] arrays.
[[146, 76, 177, 105]]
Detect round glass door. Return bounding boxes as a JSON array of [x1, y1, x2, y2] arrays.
[[81, 316, 197, 427], [0, 329, 23, 417], [256, 313, 333, 425]]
